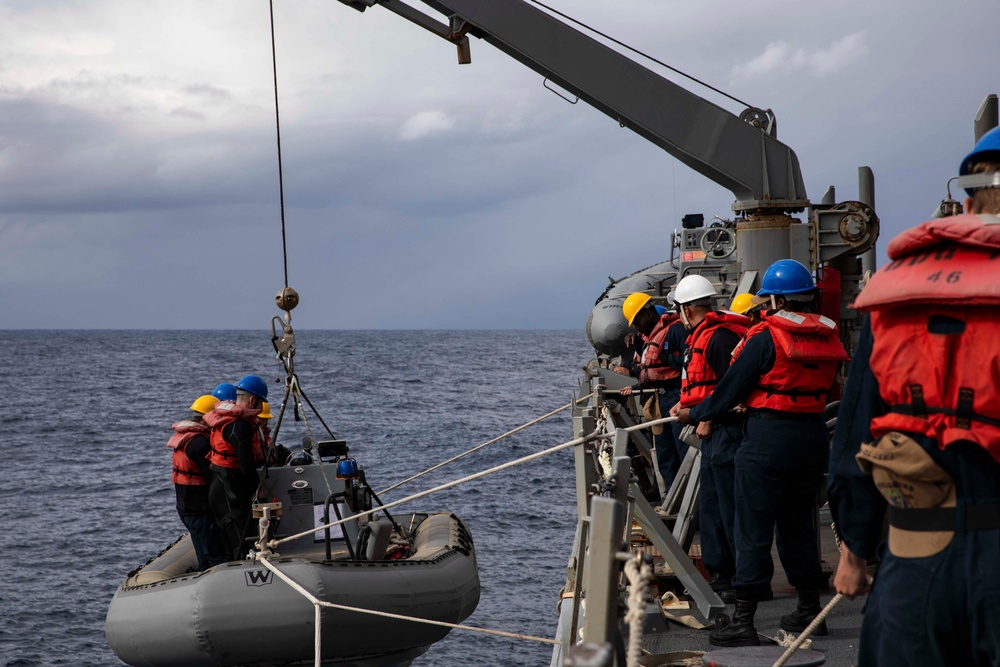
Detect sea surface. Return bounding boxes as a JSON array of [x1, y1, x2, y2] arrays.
[[0, 329, 595, 667]]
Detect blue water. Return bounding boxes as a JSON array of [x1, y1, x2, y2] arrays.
[[0, 330, 594, 666]]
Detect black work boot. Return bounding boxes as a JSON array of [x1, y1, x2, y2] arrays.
[[709, 598, 760, 647], [779, 589, 828, 636], [708, 574, 736, 604]]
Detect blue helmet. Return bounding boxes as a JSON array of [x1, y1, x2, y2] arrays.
[[654, 305, 668, 316], [236, 375, 268, 400], [212, 383, 237, 402], [959, 126, 1000, 196], [757, 259, 815, 296]]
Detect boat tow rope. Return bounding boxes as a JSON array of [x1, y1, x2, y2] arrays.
[[377, 394, 595, 496], [257, 556, 559, 659], [771, 593, 844, 667], [269, 415, 680, 549]]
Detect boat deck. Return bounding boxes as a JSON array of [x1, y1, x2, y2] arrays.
[[639, 507, 868, 667]]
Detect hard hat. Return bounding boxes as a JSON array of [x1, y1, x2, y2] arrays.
[[654, 305, 668, 316], [958, 126, 1000, 196], [259, 401, 272, 419], [212, 383, 237, 402], [673, 274, 717, 305], [190, 395, 219, 414], [729, 293, 755, 315], [755, 259, 815, 301], [236, 375, 269, 400], [622, 292, 652, 325]]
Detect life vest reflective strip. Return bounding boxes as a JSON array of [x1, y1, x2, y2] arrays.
[[680, 311, 749, 407], [166, 421, 209, 486], [741, 311, 848, 414], [854, 214, 1000, 460], [204, 402, 264, 469], [639, 314, 681, 384]]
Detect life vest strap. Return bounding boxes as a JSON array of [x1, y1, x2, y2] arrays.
[[888, 402, 1000, 428], [173, 467, 206, 478], [889, 504, 1000, 531], [756, 384, 828, 399]]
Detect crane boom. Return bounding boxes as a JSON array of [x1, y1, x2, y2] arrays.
[[340, 0, 809, 213]]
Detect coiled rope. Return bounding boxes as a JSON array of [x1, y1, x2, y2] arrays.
[[623, 555, 653, 667], [377, 396, 592, 496]]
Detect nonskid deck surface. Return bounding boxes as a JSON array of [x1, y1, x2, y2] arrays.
[[641, 509, 866, 667]]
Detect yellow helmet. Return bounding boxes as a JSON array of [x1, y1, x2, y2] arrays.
[[190, 395, 219, 415], [259, 401, 272, 420], [622, 292, 652, 325], [729, 292, 755, 315]]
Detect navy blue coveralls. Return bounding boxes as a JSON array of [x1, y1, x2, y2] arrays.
[[829, 320, 1000, 666], [630, 321, 689, 493], [686, 325, 744, 582], [691, 326, 827, 600], [176, 434, 226, 570]]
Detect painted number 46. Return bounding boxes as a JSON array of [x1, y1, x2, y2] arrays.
[[926, 271, 961, 283]]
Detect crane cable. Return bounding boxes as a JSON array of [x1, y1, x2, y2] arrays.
[[269, 0, 290, 289], [526, 0, 754, 110]]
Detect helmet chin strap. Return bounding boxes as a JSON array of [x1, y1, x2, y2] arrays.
[[679, 305, 690, 328], [770, 295, 777, 311]]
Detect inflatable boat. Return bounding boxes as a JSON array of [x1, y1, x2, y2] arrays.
[[106, 449, 480, 667]]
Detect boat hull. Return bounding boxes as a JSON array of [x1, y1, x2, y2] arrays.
[[106, 513, 480, 667]]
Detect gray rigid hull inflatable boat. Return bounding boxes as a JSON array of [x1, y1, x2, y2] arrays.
[[106, 456, 480, 667]]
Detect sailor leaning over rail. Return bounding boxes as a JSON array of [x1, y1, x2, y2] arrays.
[[676, 259, 848, 647], [829, 127, 1000, 667], [669, 274, 749, 605], [205, 375, 269, 561], [616, 292, 688, 495]]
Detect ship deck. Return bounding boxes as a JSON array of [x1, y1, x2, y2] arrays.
[[639, 507, 868, 667]]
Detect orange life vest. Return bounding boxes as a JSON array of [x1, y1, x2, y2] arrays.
[[204, 401, 265, 469], [639, 313, 682, 384], [739, 311, 848, 413], [680, 311, 749, 407], [853, 214, 1000, 460], [166, 420, 209, 486]]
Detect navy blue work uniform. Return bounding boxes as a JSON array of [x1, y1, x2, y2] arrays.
[[688, 325, 744, 582], [691, 325, 828, 601], [829, 320, 1000, 666]]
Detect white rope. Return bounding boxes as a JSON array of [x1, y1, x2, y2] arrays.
[[377, 398, 590, 496], [623, 556, 653, 667], [258, 557, 559, 650], [270, 429, 599, 547], [771, 593, 844, 667]]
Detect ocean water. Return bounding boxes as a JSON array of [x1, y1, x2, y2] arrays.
[[0, 329, 594, 666]]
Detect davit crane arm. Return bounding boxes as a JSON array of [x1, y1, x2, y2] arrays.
[[338, 0, 808, 216]]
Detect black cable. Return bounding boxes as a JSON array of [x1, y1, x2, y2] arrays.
[[526, 0, 754, 110], [269, 0, 290, 289]]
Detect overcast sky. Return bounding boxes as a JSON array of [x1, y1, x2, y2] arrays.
[[1, 0, 997, 330]]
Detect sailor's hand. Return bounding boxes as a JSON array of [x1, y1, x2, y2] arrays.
[[834, 546, 871, 600], [612, 366, 631, 376], [624, 333, 638, 348], [696, 421, 713, 439], [620, 385, 633, 396], [669, 401, 682, 417], [676, 408, 693, 424]]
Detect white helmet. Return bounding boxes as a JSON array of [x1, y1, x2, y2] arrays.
[[673, 274, 717, 305]]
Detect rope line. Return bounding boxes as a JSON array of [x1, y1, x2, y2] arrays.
[[270, 429, 599, 547], [258, 557, 558, 647], [525, 0, 754, 109], [771, 593, 844, 667], [623, 556, 653, 667], [268, 0, 289, 288], [377, 398, 589, 496]]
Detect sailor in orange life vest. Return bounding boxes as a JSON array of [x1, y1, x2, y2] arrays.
[[675, 259, 849, 647], [828, 127, 1000, 666], [616, 294, 688, 495], [666, 275, 749, 604], [204, 375, 269, 561], [167, 394, 227, 570]]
